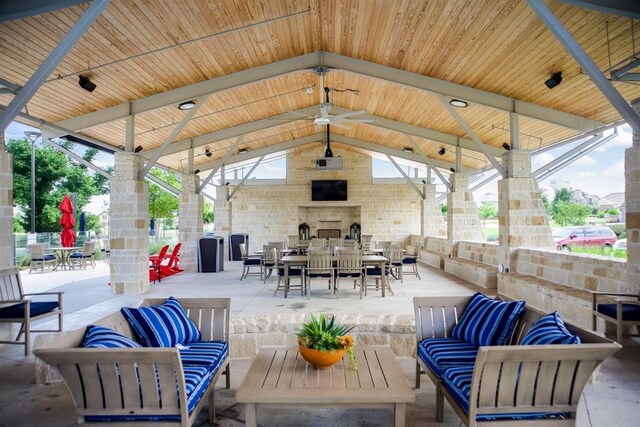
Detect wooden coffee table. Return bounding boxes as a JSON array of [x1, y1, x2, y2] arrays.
[[236, 345, 414, 426]]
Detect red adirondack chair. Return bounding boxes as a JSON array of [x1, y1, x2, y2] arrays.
[[148, 244, 170, 282], [159, 243, 183, 278]]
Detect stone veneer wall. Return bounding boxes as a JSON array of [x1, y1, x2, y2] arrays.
[[225, 147, 422, 252], [229, 313, 416, 358], [626, 142, 640, 288], [0, 147, 13, 269], [421, 236, 452, 269], [447, 173, 484, 241], [178, 173, 203, 273], [499, 248, 631, 329], [422, 183, 446, 237], [109, 153, 150, 294]]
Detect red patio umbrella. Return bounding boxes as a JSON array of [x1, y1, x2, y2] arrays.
[[60, 194, 76, 247]]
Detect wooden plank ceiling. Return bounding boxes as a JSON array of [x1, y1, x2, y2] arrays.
[[1, 0, 638, 174]]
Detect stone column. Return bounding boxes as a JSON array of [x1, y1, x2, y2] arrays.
[[498, 150, 554, 248], [0, 134, 13, 269], [447, 173, 484, 241], [109, 152, 149, 294], [214, 185, 232, 259], [627, 100, 640, 292], [421, 183, 446, 237], [178, 173, 203, 273]]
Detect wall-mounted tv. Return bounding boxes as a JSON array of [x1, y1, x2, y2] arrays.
[[311, 180, 348, 201]]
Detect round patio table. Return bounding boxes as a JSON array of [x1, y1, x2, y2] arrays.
[[47, 246, 81, 271]]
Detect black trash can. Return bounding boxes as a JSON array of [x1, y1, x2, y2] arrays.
[[198, 236, 224, 272], [229, 233, 249, 261]]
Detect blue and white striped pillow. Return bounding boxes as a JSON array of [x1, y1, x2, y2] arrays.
[[121, 297, 201, 347], [521, 312, 580, 345], [82, 325, 142, 348], [451, 293, 526, 346]]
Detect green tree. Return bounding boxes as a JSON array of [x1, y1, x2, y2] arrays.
[[540, 188, 551, 215], [148, 169, 180, 240], [551, 187, 574, 215], [84, 213, 101, 233], [478, 202, 498, 226], [440, 203, 447, 215], [552, 201, 591, 226], [203, 201, 215, 224], [8, 137, 109, 232], [606, 208, 619, 215]]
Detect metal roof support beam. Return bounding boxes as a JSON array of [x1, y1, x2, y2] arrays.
[[146, 174, 180, 197], [535, 131, 617, 181], [403, 134, 452, 191], [139, 95, 207, 179], [529, 0, 640, 134], [198, 135, 244, 192], [436, 93, 508, 178], [510, 112, 520, 150], [321, 52, 601, 132], [228, 155, 265, 201], [125, 115, 134, 152], [54, 52, 321, 131], [611, 58, 640, 80], [469, 171, 501, 192], [0, 0, 91, 22], [43, 138, 113, 180], [386, 155, 424, 199], [0, 0, 109, 132], [532, 133, 602, 178], [187, 147, 194, 173]]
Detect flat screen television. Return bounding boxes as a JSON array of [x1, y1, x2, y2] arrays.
[[311, 180, 348, 201]]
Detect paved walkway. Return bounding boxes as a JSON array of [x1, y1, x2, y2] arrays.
[[0, 260, 638, 426]]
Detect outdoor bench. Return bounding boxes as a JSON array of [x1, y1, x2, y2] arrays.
[[421, 237, 451, 270], [414, 294, 620, 426], [34, 297, 230, 427], [443, 241, 498, 289]]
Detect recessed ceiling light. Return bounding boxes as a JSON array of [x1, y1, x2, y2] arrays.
[[449, 99, 468, 108], [238, 148, 249, 154], [403, 147, 414, 153], [178, 100, 196, 110]]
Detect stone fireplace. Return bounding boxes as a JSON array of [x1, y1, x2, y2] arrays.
[[317, 229, 341, 238], [298, 206, 360, 239]]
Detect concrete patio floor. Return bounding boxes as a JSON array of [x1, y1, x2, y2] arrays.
[[0, 260, 638, 426]]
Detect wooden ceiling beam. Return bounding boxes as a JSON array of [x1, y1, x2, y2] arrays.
[[320, 52, 603, 132]]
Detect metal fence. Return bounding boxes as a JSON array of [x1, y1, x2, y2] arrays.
[[13, 232, 100, 266]]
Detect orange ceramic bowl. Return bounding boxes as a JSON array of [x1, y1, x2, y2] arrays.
[[298, 345, 345, 369]]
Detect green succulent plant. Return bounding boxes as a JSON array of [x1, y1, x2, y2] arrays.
[[297, 313, 357, 368]]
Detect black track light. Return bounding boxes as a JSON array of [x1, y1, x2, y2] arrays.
[[225, 182, 230, 186], [502, 142, 511, 151], [78, 75, 96, 92], [449, 168, 456, 173], [421, 179, 427, 184], [134, 145, 143, 153], [544, 72, 563, 89], [438, 147, 446, 156], [194, 169, 200, 174], [205, 149, 212, 158]]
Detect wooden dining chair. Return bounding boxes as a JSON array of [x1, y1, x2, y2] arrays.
[[69, 241, 96, 269], [305, 249, 334, 299], [261, 245, 278, 283], [27, 244, 57, 273], [240, 243, 262, 280], [274, 248, 304, 296], [335, 249, 363, 298]]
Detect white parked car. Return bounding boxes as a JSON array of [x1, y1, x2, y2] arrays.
[[613, 238, 627, 251]]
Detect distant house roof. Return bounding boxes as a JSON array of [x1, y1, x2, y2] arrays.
[[603, 192, 625, 205]]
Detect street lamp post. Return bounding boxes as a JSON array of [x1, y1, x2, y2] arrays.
[[24, 131, 41, 234]]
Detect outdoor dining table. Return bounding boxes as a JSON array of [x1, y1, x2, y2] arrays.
[[280, 254, 389, 298], [47, 246, 81, 271]]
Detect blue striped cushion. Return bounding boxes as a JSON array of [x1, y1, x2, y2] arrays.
[[82, 325, 142, 348], [179, 341, 229, 373], [417, 338, 478, 376], [451, 293, 525, 346], [121, 297, 201, 347], [442, 365, 569, 421], [521, 312, 580, 345]]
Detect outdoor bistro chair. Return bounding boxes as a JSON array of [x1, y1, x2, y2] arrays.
[[334, 249, 363, 298], [69, 241, 96, 269], [364, 253, 393, 297], [240, 243, 262, 280], [384, 246, 404, 283], [402, 242, 422, 279], [0, 267, 63, 355], [360, 234, 373, 253], [305, 249, 334, 299], [100, 238, 110, 262], [274, 248, 304, 296], [592, 291, 640, 344], [308, 238, 327, 249], [261, 245, 279, 283], [27, 243, 57, 273], [287, 235, 300, 253], [268, 241, 286, 250]]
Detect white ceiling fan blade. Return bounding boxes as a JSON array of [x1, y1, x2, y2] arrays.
[[328, 121, 352, 130], [333, 110, 370, 119], [340, 118, 375, 124]]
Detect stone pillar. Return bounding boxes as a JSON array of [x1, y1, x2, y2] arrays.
[[178, 173, 203, 273], [421, 183, 446, 237], [0, 134, 13, 269], [627, 100, 640, 291], [498, 150, 554, 248], [109, 153, 149, 295], [446, 173, 484, 241], [214, 185, 232, 258]]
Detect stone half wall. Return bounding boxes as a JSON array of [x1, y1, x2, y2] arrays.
[[0, 149, 13, 269], [229, 313, 416, 359], [224, 147, 423, 252], [446, 174, 484, 241]]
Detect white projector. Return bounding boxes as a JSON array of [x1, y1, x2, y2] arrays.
[[315, 157, 343, 170]]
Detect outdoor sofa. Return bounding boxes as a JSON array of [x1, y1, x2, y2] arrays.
[[414, 293, 620, 426], [34, 297, 230, 427]]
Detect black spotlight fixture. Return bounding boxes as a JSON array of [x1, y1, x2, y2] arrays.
[[225, 182, 230, 186], [238, 148, 249, 154], [205, 149, 212, 158], [438, 147, 446, 156], [544, 72, 563, 89], [449, 167, 456, 173], [421, 179, 427, 184], [403, 146, 414, 153], [78, 75, 96, 92], [134, 145, 143, 153], [502, 142, 511, 151], [117, 145, 125, 150], [194, 169, 200, 174]]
